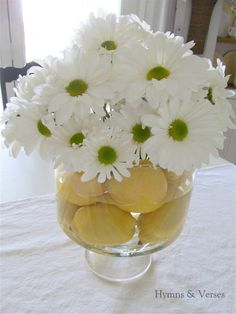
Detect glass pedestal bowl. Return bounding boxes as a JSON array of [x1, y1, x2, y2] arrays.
[[56, 163, 194, 281]]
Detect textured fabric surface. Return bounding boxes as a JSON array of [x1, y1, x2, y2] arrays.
[[0, 165, 236, 314]]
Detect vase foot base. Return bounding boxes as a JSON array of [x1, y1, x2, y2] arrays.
[[85, 250, 152, 282]]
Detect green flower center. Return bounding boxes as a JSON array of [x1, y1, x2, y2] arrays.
[[98, 146, 117, 165], [37, 120, 51, 137], [101, 40, 117, 51], [168, 119, 188, 141], [206, 87, 215, 105], [132, 123, 152, 143], [69, 132, 85, 146], [147, 66, 170, 81], [65, 79, 88, 97]]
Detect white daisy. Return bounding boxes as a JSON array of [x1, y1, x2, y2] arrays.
[[1, 120, 21, 158], [34, 47, 113, 124], [110, 99, 155, 159], [142, 98, 222, 175], [0, 14, 232, 184], [15, 56, 58, 104], [129, 14, 152, 37], [51, 114, 103, 171], [1, 97, 24, 157], [80, 128, 136, 183], [73, 13, 147, 63], [114, 32, 208, 106], [205, 59, 236, 131], [1, 100, 55, 161]]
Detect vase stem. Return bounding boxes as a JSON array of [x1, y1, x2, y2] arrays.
[[85, 250, 152, 282]]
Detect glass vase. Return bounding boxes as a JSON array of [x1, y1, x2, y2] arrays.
[[56, 162, 195, 281]]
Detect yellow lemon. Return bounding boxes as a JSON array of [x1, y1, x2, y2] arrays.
[[106, 166, 167, 213], [70, 172, 104, 198], [57, 195, 79, 230], [58, 174, 96, 206], [138, 191, 191, 244], [71, 204, 137, 246]]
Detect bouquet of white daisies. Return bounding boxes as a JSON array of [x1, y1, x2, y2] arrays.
[[1, 13, 235, 183]]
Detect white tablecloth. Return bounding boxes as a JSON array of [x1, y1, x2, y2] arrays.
[[1, 165, 236, 314]]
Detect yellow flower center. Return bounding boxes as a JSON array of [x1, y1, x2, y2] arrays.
[[101, 40, 117, 51], [37, 120, 51, 137], [69, 132, 85, 146], [147, 66, 170, 81], [132, 123, 152, 143], [206, 87, 215, 105], [168, 119, 188, 141], [65, 79, 88, 97], [98, 146, 117, 164]]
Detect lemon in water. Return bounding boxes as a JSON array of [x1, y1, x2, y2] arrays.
[[72, 204, 137, 246], [138, 192, 191, 243], [106, 166, 168, 213]]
